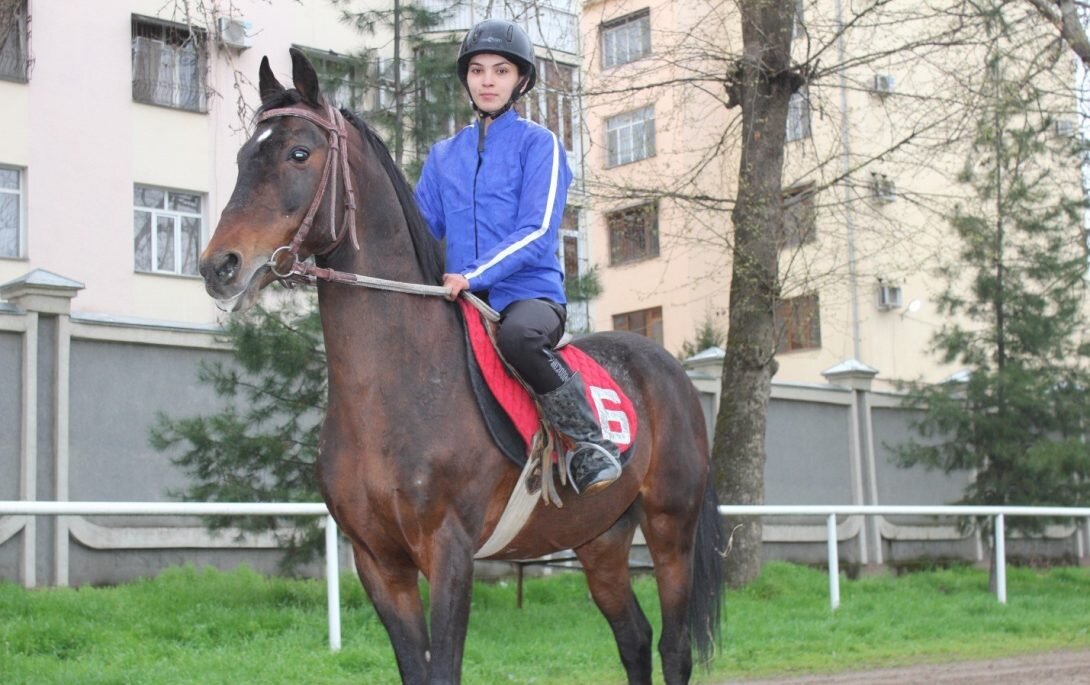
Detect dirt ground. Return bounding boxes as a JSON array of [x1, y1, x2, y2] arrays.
[[725, 650, 1090, 684]]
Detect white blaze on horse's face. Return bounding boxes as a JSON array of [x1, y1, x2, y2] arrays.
[[255, 127, 273, 145]]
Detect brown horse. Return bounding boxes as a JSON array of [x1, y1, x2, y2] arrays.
[[199, 49, 724, 685]]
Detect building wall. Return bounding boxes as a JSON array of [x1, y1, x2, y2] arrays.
[[0, 0, 379, 326], [580, 0, 1084, 390]]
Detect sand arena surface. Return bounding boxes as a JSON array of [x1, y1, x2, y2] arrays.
[[725, 650, 1090, 684]]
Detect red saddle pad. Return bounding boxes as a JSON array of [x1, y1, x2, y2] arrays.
[[459, 299, 638, 455]]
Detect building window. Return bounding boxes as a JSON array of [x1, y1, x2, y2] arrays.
[[775, 293, 821, 353], [133, 185, 203, 276], [0, 166, 24, 258], [298, 46, 371, 113], [560, 205, 580, 276], [600, 9, 651, 69], [0, 0, 28, 82], [131, 15, 207, 113], [608, 202, 659, 265], [606, 105, 655, 167], [524, 58, 577, 152], [613, 306, 663, 345], [779, 183, 816, 248], [786, 85, 811, 142]]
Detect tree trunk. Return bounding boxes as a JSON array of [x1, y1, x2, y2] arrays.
[[713, 0, 797, 588]]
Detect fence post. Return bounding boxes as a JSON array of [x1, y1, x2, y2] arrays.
[[325, 515, 342, 651], [994, 513, 1007, 605], [827, 513, 840, 610]]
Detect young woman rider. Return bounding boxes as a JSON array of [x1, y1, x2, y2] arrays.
[[414, 18, 621, 495]]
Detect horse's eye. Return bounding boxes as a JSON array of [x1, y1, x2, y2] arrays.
[[290, 148, 310, 162]]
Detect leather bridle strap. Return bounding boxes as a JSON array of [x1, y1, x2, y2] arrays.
[[255, 103, 501, 324], [256, 103, 360, 259]]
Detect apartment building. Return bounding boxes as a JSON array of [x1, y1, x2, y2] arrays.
[[579, 1, 1083, 389], [0, 0, 388, 325], [0, 0, 586, 329]]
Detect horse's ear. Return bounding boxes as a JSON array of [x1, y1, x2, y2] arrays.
[[258, 56, 286, 104], [289, 47, 324, 107]]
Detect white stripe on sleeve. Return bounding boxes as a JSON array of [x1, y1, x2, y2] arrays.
[[464, 132, 560, 281]]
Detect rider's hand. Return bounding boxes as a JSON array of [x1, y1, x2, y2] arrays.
[[442, 273, 470, 301]]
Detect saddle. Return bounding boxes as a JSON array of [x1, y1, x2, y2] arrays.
[[457, 299, 638, 473]]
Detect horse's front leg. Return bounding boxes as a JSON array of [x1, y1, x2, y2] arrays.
[[421, 526, 477, 685], [351, 543, 430, 684]]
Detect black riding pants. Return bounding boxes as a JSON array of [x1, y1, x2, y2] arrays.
[[496, 298, 571, 394]]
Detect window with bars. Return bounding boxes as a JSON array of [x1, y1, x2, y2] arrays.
[[0, 166, 24, 258], [608, 202, 659, 265], [774, 293, 822, 353], [779, 183, 816, 248], [786, 85, 811, 142], [600, 8, 651, 69], [131, 15, 207, 113], [613, 306, 663, 345], [523, 58, 577, 152], [0, 0, 28, 82], [606, 105, 655, 167], [133, 185, 204, 276]]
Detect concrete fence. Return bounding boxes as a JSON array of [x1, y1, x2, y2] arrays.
[[2, 269, 1088, 587]]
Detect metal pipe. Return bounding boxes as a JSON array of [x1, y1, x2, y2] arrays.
[[827, 514, 840, 610], [995, 514, 1007, 604], [325, 516, 342, 651]]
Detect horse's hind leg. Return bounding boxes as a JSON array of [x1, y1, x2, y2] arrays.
[[573, 505, 653, 685], [642, 501, 699, 685], [351, 543, 429, 684]]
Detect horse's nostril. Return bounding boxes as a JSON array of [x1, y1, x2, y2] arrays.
[[215, 252, 241, 281]]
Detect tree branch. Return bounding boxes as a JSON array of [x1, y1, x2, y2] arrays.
[[1024, 0, 1090, 67]]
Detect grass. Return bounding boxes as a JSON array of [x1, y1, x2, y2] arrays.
[[0, 562, 1088, 684]]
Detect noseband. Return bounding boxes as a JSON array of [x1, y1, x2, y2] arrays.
[[256, 103, 360, 276]]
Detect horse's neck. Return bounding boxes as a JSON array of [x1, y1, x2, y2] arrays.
[[315, 170, 463, 400]]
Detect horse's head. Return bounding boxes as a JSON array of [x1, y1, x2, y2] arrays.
[[200, 49, 354, 312]]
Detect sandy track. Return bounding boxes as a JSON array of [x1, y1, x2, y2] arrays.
[[725, 650, 1090, 684]]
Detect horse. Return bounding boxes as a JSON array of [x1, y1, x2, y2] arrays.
[[199, 49, 725, 685]]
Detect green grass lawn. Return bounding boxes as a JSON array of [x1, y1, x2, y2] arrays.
[[1, 562, 1088, 684]]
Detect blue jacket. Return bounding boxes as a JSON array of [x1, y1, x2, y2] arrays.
[[414, 110, 571, 313]]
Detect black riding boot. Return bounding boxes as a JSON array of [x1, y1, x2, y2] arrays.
[[538, 373, 622, 495]]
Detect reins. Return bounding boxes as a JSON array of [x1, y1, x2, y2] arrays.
[[258, 103, 500, 323]]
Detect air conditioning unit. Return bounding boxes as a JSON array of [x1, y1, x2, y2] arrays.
[[871, 173, 896, 203], [1054, 119, 1076, 137], [877, 283, 903, 310], [872, 73, 895, 95], [217, 17, 253, 50]]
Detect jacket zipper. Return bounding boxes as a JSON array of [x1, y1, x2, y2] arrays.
[[473, 120, 487, 259]]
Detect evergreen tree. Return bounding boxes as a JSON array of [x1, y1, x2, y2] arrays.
[[150, 293, 328, 567], [334, 0, 473, 176], [678, 313, 726, 361], [895, 29, 1090, 552]]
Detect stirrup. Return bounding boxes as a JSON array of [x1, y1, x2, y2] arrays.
[[564, 442, 621, 496]]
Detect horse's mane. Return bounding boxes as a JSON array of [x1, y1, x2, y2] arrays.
[[255, 92, 446, 285]]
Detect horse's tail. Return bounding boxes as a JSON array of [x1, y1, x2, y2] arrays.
[[690, 482, 725, 666]]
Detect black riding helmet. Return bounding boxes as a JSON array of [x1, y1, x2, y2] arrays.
[[457, 18, 537, 117]]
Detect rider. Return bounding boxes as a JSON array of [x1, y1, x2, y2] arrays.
[[414, 18, 622, 495]]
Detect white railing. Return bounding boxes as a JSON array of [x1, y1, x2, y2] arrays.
[[718, 505, 1090, 609], [0, 501, 342, 651], [3, 502, 1090, 650]]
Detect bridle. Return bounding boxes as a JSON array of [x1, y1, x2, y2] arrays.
[[256, 102, 359, 278], [253, 102, 500, 322]]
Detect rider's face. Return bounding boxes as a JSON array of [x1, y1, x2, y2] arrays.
[[466, 54, 521, 111]]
